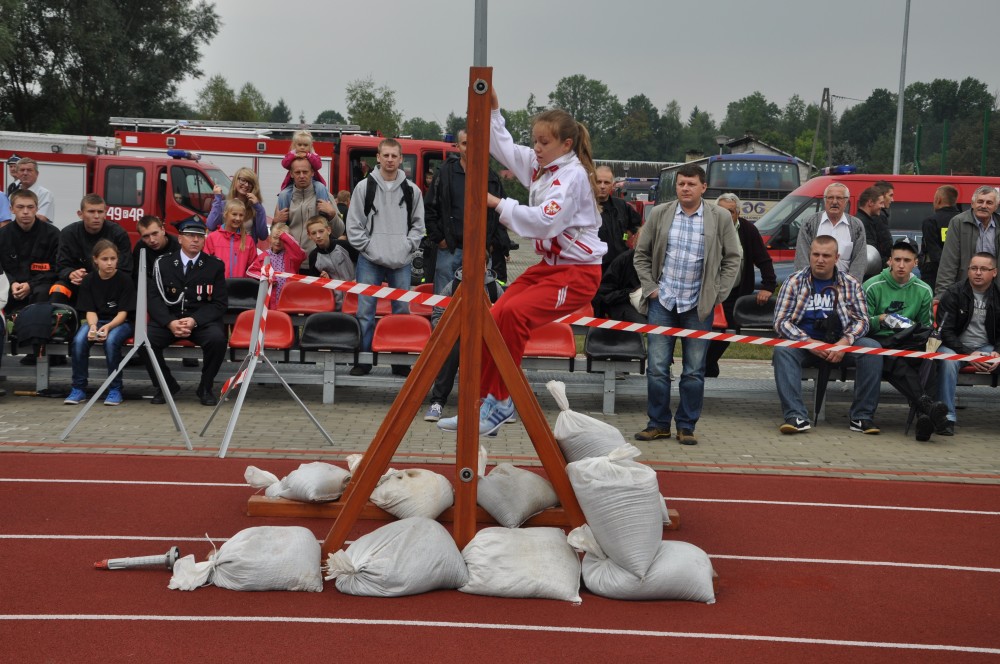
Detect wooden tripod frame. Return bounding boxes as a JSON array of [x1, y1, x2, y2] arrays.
[[317, 68, 585, 556]]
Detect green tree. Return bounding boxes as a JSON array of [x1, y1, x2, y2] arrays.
[[235, 83, 270, 122], [0, 0, 219, 133], [681, 106, 719, 157], [314, 109, 346, 124], [614, 94, 660, 161], [269, 98, 292, 124], [195, 75, 238, 120], [444, 112, 466, 139], [836, 88, 897, 157], [547, 74, 622, 152], [719, 91, 781, 143], [657, 100, 685, 161], [401, 117, 443, 140], [345, 75, 402, 136]]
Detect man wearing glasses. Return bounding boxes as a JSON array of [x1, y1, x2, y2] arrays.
[[935, 253, 1000, 435], [935, 185, 1000, 298], [793, 182, 868, 282]]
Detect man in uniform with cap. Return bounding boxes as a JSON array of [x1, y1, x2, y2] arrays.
[[6, 155, 21, 197], [144, 217, 228, 406]]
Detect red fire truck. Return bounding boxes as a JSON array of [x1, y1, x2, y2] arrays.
[[1, 130, 231, 242], [110, 117, 457, 205]]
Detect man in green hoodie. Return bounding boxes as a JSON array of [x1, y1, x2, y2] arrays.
[[863, 239, 948, 441]]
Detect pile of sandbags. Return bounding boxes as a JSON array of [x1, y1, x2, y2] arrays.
[[549, 381, 714, 602], [245, 462, 351, 502], [325, 518, 468, 597], [168, 526, 323, 592], [568, 525, 715, 602]]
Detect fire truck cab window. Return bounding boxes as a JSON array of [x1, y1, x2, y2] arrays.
[[170, 166, 214, 214], [105, 166, 146, 207]]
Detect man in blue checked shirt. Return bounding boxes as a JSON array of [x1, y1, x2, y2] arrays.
[[633, 164, 741, 446]]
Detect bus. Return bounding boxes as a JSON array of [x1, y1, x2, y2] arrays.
[[656, 154, 802, 222]]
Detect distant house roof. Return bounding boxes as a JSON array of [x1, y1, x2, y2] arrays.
[[594, 160, 680, 179], [724, 134, 815, 171]]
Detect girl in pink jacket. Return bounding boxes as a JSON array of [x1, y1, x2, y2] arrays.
[[204, 199, 258, 278]]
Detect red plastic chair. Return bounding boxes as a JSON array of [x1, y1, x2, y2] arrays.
[[712, 303, 728, 330], [371, 314, 432, 367], [371, 314, 432, 354], [523, 321, 577, 371], [409, 282, 435, 318], [276, 281, 335, 314], [228, 310, 296, 360], [342, 287, 393, 317]]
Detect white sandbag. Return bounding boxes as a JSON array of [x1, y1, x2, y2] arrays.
[[566, 444, 663, 579], [569, 525, 715, 603], [168, 526, 323, 592], [371, 468, 454, 519], [345, 455, 453, 519], [245, 462, 351, 503], [325, 517, 468, 597], [460, 527, 581, 603], [547, 380, 626, 462], [478, 463, 559, 528]]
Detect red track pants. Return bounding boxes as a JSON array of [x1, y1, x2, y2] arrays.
[[481, 261, 602, 400]]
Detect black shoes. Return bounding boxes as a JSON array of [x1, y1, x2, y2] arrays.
[[779, 417, 811, 434], [150, 384, 181, 404], [196, 384, 218, 406], [391, 365, 411, 377], [350, 364, 372, 376], [849, 419, 881, 434], [915, 414, 934, 442]]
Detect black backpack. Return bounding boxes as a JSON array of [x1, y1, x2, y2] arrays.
[[362, 174, 415, 232]]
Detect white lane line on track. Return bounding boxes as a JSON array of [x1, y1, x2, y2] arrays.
[[1, 615, 998, 655], [0, 478, 245, 487], [708, 555, 1000, 574], [665, 497, 1000, 517], [3, 478, 999, 517], [2, 535, 997, 574]]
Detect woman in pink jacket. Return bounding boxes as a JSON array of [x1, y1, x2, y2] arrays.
[[204, 200, 258, 278]]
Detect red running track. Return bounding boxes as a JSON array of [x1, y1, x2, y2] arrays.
[[1, 452, 998, 664]]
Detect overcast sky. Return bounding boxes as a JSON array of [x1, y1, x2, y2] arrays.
[[177, 0, 1000, 133]]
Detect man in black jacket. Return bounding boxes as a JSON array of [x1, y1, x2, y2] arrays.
[[424, 129, 506, 293], [919, 185, 960, 289], [145, 218, 228, 406], [51, 194, 133, 307], [856, 186, 893, 264], [0, 190, 59, 315], [595, 166, 641, 273], [704, 193, 777, 377], [935, 252, 1000, 435]]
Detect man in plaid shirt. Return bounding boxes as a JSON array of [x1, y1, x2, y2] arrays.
[[772, 235, 883, 435]]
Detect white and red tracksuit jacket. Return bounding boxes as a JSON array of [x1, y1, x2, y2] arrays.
[[489, 109, 606, 266]]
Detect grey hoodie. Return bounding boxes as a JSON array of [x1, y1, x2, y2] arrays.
[[346, 168, 425, 270]]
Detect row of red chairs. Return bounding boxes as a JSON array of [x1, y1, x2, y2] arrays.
[[230, 309, 579, 363], [274, 281, 435, 318]]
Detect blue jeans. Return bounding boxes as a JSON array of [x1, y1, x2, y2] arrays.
[[71, 320, 134, 391], [355, 254, 411, 351], [937, 344, 993, 423], [772, 337, 882, 422], [646, 298, 711, 432], [434, 246, 463, 294]]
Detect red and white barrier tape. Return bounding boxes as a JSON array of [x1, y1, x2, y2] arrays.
[[255, 270, 998, 365]]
